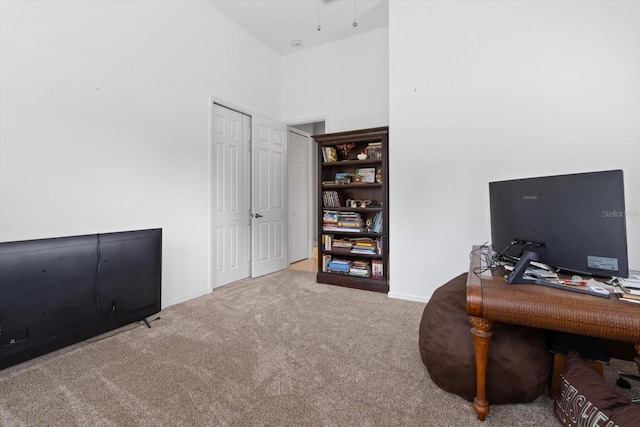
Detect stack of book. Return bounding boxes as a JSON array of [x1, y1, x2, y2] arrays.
[[332, 238, 353, 252], [322, 191, 341, 207], [350, 238, 376, 255], [323, 211, 363, 232], [328, 258, 352, 275], [365, 142, 382, 159], [322, 211, 339, 230], [371, 259, 384, 278], [349, 260, 371, 277], [338, 212, 363, 230]]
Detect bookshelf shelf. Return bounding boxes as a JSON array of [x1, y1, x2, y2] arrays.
[[320, 207, 383, 212], [322, 230, 383, 238], [322, 183, 383, 189], [316, 272, 388, 293], [323, 250, 384, 259], [314, 126, 389, 293], [322, 159, 381, 167]]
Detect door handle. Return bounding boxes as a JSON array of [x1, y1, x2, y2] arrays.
[[253, 213, 263, 218]]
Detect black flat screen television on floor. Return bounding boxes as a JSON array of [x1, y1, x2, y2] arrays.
[[0, 228, 162, 369], [489, 170, 628, 286]]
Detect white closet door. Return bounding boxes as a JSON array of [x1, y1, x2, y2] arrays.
[[251, 114, 288, 277], [212, 104, 250, 287]]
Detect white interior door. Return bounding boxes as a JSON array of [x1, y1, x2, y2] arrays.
[[251, 115, 288, 277], [212, 104, 251, 288], [288, 129, 310, 263]]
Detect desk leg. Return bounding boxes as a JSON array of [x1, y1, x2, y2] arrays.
[[470, 316, 493, 421], [635, 343, 640, 375]]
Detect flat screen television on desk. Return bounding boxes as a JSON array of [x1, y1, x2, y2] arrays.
[[489, 170, 628, 291]]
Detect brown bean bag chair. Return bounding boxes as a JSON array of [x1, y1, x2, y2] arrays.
[[419, 272, 552, 404]]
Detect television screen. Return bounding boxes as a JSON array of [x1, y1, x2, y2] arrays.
[[0, 228, 162, 369], [489, 170, 628, 281]]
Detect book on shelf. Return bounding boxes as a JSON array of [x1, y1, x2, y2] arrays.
[[371, 211, 383, 233], [322, 211, 364, 232], [350, 237, 376, 254], [322, 146, 338, 162], [323, 227, 363, 233], [349, 267, 371, 277], [322, 211, 339, 229], [371, 259, 384, 278], [322, 254, 331, 272], [337, 222, 361, 229], [332, 238, 354, 250], [322, 191, 341, 207], [322, 234, 333, 251], [351, 249, 376, 255], [349, 260, 371, 277], [365, 142, 382, 160], [328, 258, 351, 267], [350, 237, 374, 244], [328, 258, 352, 274]]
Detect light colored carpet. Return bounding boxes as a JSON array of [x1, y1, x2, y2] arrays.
[[0, 269, 637, 426]]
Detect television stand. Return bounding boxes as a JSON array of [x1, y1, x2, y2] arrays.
[[506, 250, 610, 298]]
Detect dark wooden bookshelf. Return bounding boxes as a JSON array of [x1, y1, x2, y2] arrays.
[[314, 126, 389, 293]]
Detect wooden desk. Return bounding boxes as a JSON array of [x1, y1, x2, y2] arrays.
[[466, 245, 640, 421]]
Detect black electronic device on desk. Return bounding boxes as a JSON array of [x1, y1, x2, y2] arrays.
[[488, 169, 628, 298]]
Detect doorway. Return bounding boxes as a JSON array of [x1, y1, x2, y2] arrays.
[[287, 128, 311, 264], [287, 120, 325, 271]]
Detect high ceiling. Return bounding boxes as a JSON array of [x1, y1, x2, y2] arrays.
[[208, 0, 388, 55]]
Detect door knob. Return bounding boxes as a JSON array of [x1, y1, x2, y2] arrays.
[[253, 213, 263, 218]]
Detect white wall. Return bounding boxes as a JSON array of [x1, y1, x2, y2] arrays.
[[0, 0, 282, 307], [389, 0, 640, 302], [4, 0, 636, 308], [281, 27, 389, 133]]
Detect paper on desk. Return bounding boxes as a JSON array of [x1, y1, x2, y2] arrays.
[[612, 277, 640, 290]]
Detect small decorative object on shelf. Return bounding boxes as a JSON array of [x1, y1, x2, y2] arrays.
[[313, 126, 389, 293], [335, 143, 356, 160], [355, 167, 375, 183]]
